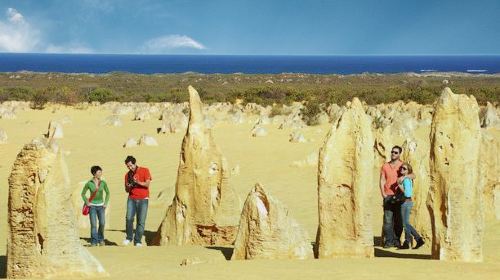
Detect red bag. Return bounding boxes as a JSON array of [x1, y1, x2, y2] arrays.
[[82, 204, 91, 215], [82, 181, 100, 216]]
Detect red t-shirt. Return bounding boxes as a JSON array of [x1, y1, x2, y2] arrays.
[[381, 160, 402, 196], [124, 166, 152, 199]]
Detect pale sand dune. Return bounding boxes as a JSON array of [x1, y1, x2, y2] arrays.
[[0, 106, 499, 279]]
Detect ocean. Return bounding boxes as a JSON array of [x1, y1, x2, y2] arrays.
[[0, 53, 499, 75]]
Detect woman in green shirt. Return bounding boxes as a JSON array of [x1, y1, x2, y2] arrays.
[[81, 165, 110, 246]]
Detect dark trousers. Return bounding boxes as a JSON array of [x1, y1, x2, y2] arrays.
[[383, 196, 403, 246]]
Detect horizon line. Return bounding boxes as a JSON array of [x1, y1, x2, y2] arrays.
[[1, 52, 500, 56]]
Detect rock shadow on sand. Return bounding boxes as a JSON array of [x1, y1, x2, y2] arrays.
[[206, 246, 234, 260]]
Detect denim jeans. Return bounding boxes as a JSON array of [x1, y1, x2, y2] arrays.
[[126, 198, 149, 245], [401, 201, 421, 244], [89, 205, 105, 245], [383, 196, 403, 246]]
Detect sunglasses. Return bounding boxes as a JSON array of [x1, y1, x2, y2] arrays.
[[391, 151, 399, 154], [401, 167, 407, 170]]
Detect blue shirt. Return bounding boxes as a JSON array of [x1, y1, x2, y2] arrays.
[[402, 177, 413, 198]]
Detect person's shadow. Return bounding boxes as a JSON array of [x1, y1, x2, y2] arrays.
[[80, 237, 118, 246], [106, 229, 157, 246], [373, 236, 430, 260], [0, 255, 6, 278]]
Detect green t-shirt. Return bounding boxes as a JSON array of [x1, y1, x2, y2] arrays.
[[81, 179, 110, 206]]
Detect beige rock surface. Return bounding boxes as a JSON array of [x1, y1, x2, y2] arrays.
[[154, 86, 241, 246], [428, 87, 484, 262], [316, 98, 374, 258], [7, 138, 106, 278], [480, 127, 500, 220], [232, 183, 312, 260]]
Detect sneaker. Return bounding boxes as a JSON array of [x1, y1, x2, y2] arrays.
[[413, 238, 425, 249], [399, 241, 410, 250], [135, 243, 143, 247], [90, 243, 98, 247], [99, 241, 105, 246], [383, 243, 393, 249], [122, 239, 132, 246]]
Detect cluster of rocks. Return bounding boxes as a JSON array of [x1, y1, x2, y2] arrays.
[[123, 134, 159, 148], [0, 101, 29, 119], [5, 86, 498, 278]]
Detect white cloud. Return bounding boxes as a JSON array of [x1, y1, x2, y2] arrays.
[[0, 8, 93, 53], [7, 8, 25, 24], [142, 35, 206, 53], [0, 8, 40, 52]]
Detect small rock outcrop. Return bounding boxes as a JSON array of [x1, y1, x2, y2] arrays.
[[46, 121, 63, 139], [0, 128, 7, 144], [133, 110, 150, 121], [138, 134, 159, 146], [251, 126, 268, 137], [232, 184, 312, 260], [289, 131, 307, 143], [480, 102, 499, 128], [7, 138, 106, 278], [123, 138, 138, 148], [153, 86, 241, 246], [103, 115, 122, 127], [316, 98, 374, 258], [428, 88, 484, 262]]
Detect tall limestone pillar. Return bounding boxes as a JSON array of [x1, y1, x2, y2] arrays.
[[316, 98, 374, 258], [154, 86, 241, 246], [7, 138, 106, 278], [428, 87, 484, 262]]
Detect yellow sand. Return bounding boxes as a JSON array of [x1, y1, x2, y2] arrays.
[[0, 106, 498, 279]]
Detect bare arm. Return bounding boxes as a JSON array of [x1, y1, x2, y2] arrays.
[[380, 172, 386, 198], [134, 179, 151, 188], [397, 182, 405, 193], [398, 172, 416, 184]]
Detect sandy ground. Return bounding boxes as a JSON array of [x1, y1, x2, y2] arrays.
[[0, 106, 498, 279]]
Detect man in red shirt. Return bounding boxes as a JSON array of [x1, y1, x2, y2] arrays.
[[123, 155, 152, 247], [380, 146, 415, 248]]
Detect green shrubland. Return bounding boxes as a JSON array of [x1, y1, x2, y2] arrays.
[[0, 72, 498, 107]]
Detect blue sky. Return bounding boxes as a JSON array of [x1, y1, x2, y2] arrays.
[[0, 0, 498, 55]]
